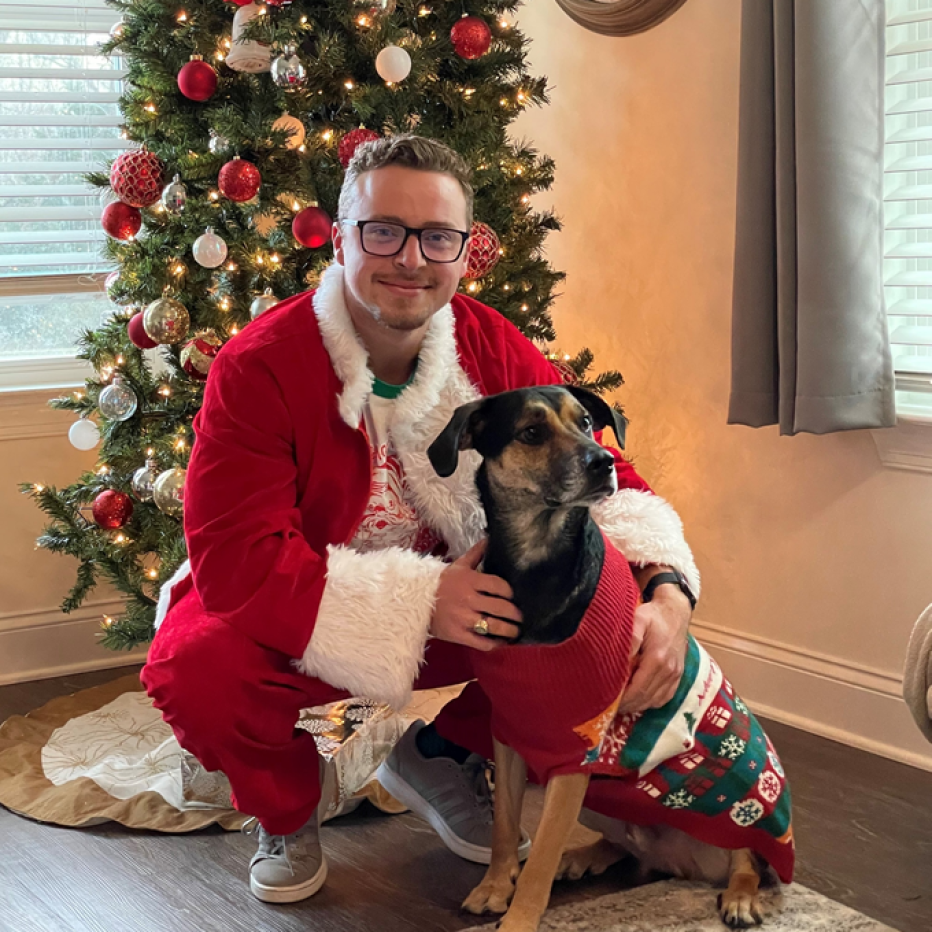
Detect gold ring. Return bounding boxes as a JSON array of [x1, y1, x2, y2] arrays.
[[473, 615, 490, 636]]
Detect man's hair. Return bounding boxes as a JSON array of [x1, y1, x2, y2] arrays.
[[337, 133, 474, 228]]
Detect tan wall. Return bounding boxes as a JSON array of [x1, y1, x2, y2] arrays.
[[514, 0, 932, 768]]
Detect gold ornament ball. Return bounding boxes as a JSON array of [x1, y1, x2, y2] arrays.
[[153, 467, 186, 517], [143, 296, 190, 345], [272, 113, 306, 150]]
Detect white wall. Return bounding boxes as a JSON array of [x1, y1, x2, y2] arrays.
[[514, 0, 932, 770]]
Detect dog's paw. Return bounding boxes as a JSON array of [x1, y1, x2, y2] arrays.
[[462, 871, 518, 915], [556, 839, 625, 882], [717, 889, 764, 928]]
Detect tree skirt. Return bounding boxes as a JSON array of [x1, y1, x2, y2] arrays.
[[0, 672, 461, 833], [462, 880, 898, 932]]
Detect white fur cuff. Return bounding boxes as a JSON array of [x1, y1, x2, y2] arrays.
[[295, 544, 447, 710], [592, 489, 701, 597]]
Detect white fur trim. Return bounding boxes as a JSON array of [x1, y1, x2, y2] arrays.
[[592, 489, 701, 597], [313, 263, 374, 428], [153, 559, 191, 631], [295, 544, 447, 709]]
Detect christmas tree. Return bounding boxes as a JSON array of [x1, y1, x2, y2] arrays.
[[22, 0, 622, 651]]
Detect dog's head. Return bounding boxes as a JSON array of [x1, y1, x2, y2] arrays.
[[428, 386, 626, 508]]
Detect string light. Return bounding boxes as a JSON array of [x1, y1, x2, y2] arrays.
[[344, 80, 355, 90], [103, 616, 114, 627], [499, 98, 508, 107], [356, 14, 371, 27], [467, 282, 479, 293], [219, 297, 231, 311], [517, 90, 527, 103], [144, 103, 157, 113], [147, 568, 158, 579], [499, 18, 510, 29], [159, 385, 171, 397], [291, 200, 300, 211], [270, 253, 281, 264], [146, 448, 154, 456], [521, 304, 529, 312], [176, 10, 187, 22], [215, 51, 224, 61], [117, 355, 124, 365], [175, 438, 186, 452], [256, 254, 264, 265], [463, 88, 475, 98], [226, 261, 237, 271], [230, 324, 240, 336], [223, 37, 231, 48], [321, 129, 334, 142], [33, 484, 44, 493], [114, 533, 128, 544], [208, 190, 219, 201], [300, 15, 307, 23], [418, 6, 431, 16], [503, 283, 510, 291], [521, 194, 530, 204]]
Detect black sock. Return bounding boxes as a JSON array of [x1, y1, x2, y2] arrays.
[[415, 721, 472, 765]]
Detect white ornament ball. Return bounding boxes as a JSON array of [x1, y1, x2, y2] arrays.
[[375, 45, 411, 83], [110, 19, 125, 39], [272, 113, 306, 150], [250, 288, 279, 319], [69, 418, 100, 451], [192, 228, 228, 268]]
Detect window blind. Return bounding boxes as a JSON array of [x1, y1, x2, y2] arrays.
[[885, 0, 932, 415], [0, 0, 126, 278]]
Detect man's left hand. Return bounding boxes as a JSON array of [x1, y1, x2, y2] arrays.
[[618, 588, 691, 714]]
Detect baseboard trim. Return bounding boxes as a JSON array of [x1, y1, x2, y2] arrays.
[[0, 600, 148, 686], [692, 619, 932, 773]]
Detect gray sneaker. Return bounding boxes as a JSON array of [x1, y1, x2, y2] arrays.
[[375, 720, 531, 865], [246, 815, 328, 903]]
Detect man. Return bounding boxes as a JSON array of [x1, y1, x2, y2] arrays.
[[142, 135, 699, 904]]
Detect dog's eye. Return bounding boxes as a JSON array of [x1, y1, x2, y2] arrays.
[[518, 424, 547, 445], [580, 415, 593, 433]]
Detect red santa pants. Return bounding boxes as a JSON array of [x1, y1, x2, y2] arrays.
[[140, 609, 493, 836]]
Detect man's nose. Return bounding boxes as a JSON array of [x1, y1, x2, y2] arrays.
[[394, 232, 427, 269]]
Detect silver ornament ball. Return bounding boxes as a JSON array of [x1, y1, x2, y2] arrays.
[[153, 467, 186, 517], [250, 288, 280, 319], [98, 375, 138, 421], [208, 130, 231, 155], [271, 45, 307, 88], [161, 174, 187, 214], [132, 460, 159, 502]]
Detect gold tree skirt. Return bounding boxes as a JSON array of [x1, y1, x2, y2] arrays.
[[0, 672, 461, 832]]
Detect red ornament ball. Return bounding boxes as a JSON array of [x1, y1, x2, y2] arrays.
[[128, 312, 158, 349], [181, 332, 222, 381], [177, 58, 217, 101], [218, 158, 261, 202], [451, 16, 492, 60], [102, 201, 141, 240], [338, 128, 381, 168], [292, 205, 332, 248], [109, 149, 165, 208], [92, 489, 134, 529], [224, 0, 252, 5], [465, 221, 500, 279]]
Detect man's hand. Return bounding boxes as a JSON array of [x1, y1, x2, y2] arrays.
[[618, 585, 691, 714], [431, 539, 523, 652]]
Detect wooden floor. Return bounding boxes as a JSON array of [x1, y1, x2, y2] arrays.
[[1, 667, 929, 932]]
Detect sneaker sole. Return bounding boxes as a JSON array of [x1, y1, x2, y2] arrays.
[[375, 761, 531, 865], [249, 856, 329, 904]]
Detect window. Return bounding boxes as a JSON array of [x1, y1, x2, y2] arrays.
[[884, 0, 932, 419], [0, 0, 125, 389]]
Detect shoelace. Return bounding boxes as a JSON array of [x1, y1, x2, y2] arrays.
[[462, 755, 494, 825], [242, 817, 303, 874]]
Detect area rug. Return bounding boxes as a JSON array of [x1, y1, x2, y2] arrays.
[[461, 879, 898, 931], [0, 672, 460, 832]]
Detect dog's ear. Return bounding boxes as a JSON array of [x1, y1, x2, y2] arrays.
[[566, 385, 627, 450], [428, 399, 486, 478]]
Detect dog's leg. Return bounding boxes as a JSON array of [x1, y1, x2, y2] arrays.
[[462, 739, 527, 916], [497, 772, 590, 932], [556, 836, 627, 881], [718, 848, 763, 929]]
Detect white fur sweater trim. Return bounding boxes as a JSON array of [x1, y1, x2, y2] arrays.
[[294, 544, 447, 710], [153, 559, 191, 630], [592, 489, 701, 597]]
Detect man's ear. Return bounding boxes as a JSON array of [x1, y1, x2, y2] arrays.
[[428, 399, 485, 477], [565, 385, 627, 450]]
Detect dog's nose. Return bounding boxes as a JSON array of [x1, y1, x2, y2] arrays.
[[583, 447, 614, 478]]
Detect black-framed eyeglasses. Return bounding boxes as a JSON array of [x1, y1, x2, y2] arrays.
[[343, 219, 469, 263]]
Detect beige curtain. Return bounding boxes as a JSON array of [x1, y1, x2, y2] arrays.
[[729, 0, 895, 435], [554, 0, 688, 37]]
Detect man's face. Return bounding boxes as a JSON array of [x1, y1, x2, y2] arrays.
[[333, 165, 471, 333]]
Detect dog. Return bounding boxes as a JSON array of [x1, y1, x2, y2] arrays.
[[427, 385, 794, 932]]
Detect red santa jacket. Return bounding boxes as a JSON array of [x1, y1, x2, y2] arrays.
[[153, 263, 700, 710]]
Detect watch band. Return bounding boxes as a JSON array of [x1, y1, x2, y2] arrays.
[[641, 571, 697, 610]]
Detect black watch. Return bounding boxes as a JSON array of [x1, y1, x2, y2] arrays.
[[641, 570, 696, 610]]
